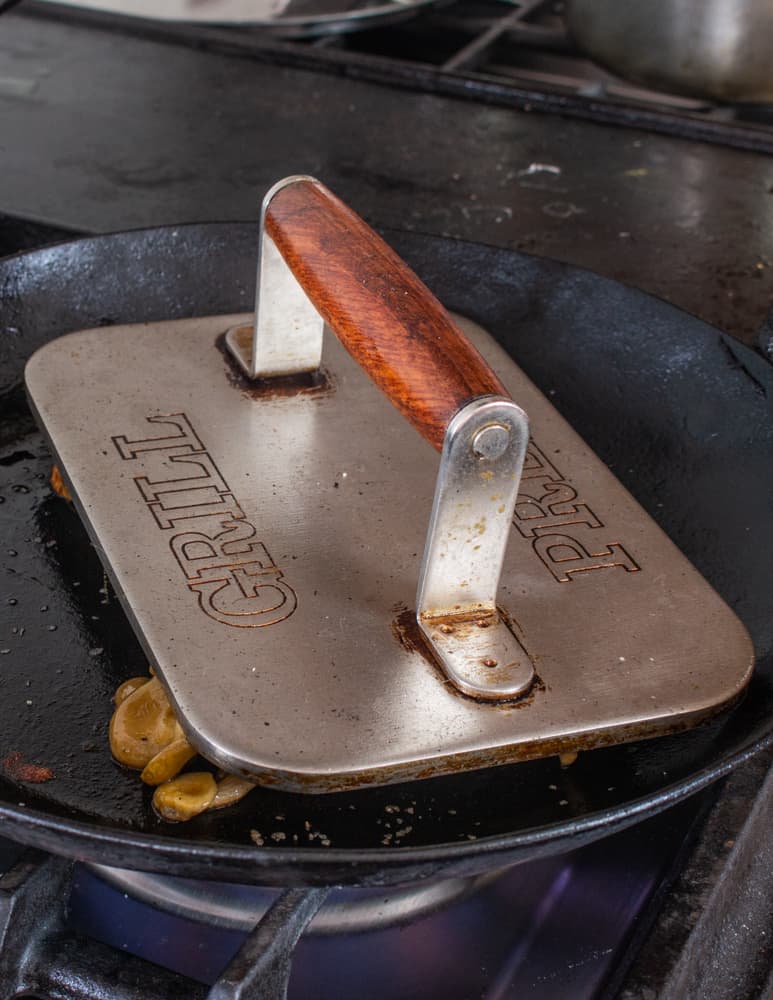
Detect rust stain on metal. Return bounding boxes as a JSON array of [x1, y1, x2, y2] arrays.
[[3, 751, 54, 783], [216, 329, 335, 401], [220, 693, 743, 798], [391, 604, 542, 709], [390, 604, 438, 672], [493, 672, 546, 711]]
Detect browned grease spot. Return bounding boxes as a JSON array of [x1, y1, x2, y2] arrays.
[[497, 672, 546, 710], [50, 465, 72, 501], [390, 604, 437, 668], [216, 329, 335, 401], [3, 751, 54, 783]]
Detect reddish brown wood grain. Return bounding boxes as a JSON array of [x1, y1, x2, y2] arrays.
[[264, 179, 509, 452]]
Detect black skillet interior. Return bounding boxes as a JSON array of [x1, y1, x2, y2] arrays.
[[0, 224, 771, 886]]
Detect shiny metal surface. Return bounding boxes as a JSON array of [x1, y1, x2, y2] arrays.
[[417, 395, 533, 700], [225, 177, 323, 380], [567, 0, 773, 103], [87, 863, 495, 934], [25, 311, 754, 792]]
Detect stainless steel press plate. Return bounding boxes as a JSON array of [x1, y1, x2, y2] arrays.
[[25, 313, 754, 791]]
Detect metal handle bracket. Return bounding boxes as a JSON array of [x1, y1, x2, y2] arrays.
[[225, 175, 324, 379], [417, 397, 533, 700]]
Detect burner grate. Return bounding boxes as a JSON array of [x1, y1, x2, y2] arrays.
[[19, 0, 773, 155], [0, 848, 326, 1000]]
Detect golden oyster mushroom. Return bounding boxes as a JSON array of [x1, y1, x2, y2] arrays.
[[109, 675, 183, 771], [152, 772, 218, 822], [109, 669, 255, 822], [53, 467, 257, 825]]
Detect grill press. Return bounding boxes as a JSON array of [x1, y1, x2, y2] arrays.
[[23, 178, 754, 793]]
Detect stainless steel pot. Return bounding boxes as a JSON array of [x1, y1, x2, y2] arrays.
[[567, 0, 773, 104]]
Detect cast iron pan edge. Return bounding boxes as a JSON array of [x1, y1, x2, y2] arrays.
[[0, 223, 771, 886]]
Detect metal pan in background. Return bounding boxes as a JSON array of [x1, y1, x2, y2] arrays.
[[567, 0, 773, 104], [0, 224, 771, 886], [31, 0, 442, 37]]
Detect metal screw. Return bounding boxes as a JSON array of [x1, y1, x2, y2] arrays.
[[472, 423, 510, 460]]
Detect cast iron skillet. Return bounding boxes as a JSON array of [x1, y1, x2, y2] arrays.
[[0, 224, 771, 887]]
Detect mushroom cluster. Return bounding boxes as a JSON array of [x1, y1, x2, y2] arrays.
[[109, 672, 255, 821]]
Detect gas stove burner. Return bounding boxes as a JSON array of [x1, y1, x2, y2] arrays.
[[87, 864, 497, 934]]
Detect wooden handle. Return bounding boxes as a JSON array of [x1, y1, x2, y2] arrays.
[[264, 179, 508, 452]]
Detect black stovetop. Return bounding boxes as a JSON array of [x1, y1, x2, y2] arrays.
[[1, 4, 772, 347]]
